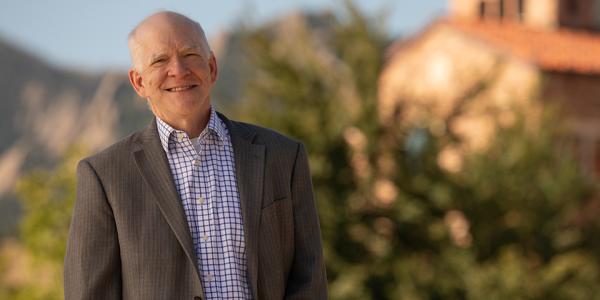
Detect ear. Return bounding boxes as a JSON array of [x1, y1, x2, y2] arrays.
[[209, 52, 218, 84], [128, 68, 146, 98]]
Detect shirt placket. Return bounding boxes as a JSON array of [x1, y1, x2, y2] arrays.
[[195, 135, 219, 293], [208, 137, 223, 292], [173, 135, 202, 255], [167, 134, 189, 214]]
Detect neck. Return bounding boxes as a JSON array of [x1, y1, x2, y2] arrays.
[[157, 108, 211, 139]]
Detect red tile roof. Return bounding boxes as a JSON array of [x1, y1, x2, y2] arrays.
[[448, 18, 600, 74]]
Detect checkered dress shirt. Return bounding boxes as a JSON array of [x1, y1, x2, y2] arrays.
[[156, 108, 251, 299]]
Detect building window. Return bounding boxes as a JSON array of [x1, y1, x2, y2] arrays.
[[480, 1, 487, 19], [518, 0, 525, 21], [565, 0, 579, 16], [479, 0, 507, 21]]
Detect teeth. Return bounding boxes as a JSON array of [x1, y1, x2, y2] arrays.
[[169, 85, 193, 92]]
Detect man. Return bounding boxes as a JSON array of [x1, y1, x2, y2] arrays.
[[64, 11, 327, 300]]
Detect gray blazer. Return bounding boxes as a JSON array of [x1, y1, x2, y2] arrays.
[[64, 113, 327, 300]]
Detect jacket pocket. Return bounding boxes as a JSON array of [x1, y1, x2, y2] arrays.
[[261, 195, 287, 209]]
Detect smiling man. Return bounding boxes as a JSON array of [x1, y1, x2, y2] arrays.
[[64, 11, 327, 300]]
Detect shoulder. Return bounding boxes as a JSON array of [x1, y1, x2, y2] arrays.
[[224, 115, 302, 154], [220, 113, 304, 164], [234, 120, 299, 148]]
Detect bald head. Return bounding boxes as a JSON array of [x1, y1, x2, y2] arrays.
[[128, 11, 211, 71]]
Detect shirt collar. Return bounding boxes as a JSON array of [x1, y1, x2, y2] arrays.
[[205, 107, 227, 143], [155, 107, 226, 153]]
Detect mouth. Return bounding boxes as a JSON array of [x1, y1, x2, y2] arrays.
[[164, 85, 197, 92]]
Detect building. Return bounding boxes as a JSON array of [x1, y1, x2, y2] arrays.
[[379, 0, 600, 174]]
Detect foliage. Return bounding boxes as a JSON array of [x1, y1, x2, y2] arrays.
[[0, 146, 84, 300], [236, 1, 600, 299], [2, 1, 600, 299]]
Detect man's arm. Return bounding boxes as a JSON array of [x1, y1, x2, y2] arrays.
[[285, 143, 328, 299], [64, 160, 122, 300]]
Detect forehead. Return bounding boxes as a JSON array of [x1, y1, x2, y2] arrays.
[[139, 26, 201, 47], [137, 22, 203, 51]]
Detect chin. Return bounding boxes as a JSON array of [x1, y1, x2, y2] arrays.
[[176, 100, 208, 114], [171, 95, 201, 106]]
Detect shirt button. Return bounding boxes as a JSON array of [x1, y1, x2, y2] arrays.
[[177, 133, 185, 142], [207, 273, 214, 282], [202, 234, 209, 242], [198, 197, 205, 204], [193, 159, 201, 166]]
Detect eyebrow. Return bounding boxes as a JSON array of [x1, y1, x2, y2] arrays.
[[146, 45, 203, 66], [149, 53, 167, 64], [180, 46, 201, 53]]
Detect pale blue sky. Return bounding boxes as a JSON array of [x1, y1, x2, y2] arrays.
[[0, 0, 447, 72]]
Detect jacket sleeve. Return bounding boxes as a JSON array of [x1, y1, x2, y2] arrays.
[[285, 143, 328, 299], [64, 160, 122, 300]]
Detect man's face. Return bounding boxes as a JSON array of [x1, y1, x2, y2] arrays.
[[128, 19, 217, 124]]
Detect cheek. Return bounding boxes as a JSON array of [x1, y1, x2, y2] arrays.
[[146, 77, 156, 90], [190, 61, 211, 76], [143, 71, 165, 91]]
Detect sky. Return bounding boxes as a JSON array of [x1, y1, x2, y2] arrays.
[[0, 0, 447, 72]]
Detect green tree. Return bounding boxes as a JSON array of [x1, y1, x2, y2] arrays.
[[235, 3, 387, 297], [236, 1, 600, 299], [0, 146, 85, 300], [2, 2, 599, 299]]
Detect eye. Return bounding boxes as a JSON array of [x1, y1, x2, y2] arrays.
[[151, 58, 167, 66]]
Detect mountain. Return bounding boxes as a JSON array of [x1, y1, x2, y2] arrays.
[[0, 37, 152, 236], [210, 10, 337, 111]]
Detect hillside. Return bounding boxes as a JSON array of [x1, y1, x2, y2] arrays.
[[0, 38, 152, 236]]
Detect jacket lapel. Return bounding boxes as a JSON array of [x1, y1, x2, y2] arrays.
[[131, 120, 202, 286], [219, 113, 265, 299]]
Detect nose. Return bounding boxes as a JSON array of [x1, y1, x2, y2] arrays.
[[167, 56, 190, 77]]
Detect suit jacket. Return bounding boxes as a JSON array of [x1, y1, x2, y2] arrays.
[[64, 113, 327, 300]]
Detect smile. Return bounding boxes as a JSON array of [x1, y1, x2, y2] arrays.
[[165, 85, 197, 92]]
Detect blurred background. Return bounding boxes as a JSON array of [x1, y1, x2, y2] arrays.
[[2, 0, 600, 299]]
